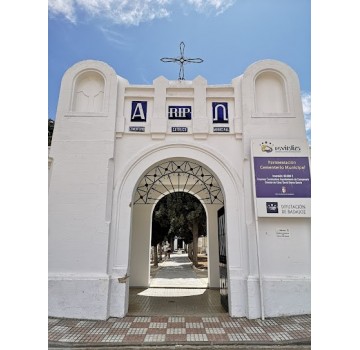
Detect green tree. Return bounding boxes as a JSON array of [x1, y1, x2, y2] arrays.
[[48, 119, 55, 146], [151, 192, 206, 267], [183, 195, 206, 266], [151, 201, 170, 266]]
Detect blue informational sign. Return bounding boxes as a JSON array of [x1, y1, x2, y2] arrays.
[[212, 102, 228, 123], [168, 106, 192, 120], [131, 101, 147, 122], [253, 157, 311, 198], [251, 139, 311, 217]]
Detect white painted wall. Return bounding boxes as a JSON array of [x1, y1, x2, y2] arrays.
[[48, 61, 121, 319], [48, 59, 310, 320], [129, 205, 152, 287]]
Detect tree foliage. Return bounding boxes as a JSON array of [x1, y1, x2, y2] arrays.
[[152, 193, 206, 243], [151, 192, 206, 265], [48, 119, 55, 146]]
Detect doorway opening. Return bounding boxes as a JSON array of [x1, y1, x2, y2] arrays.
[[127, 159, 228, 316], [150, 192, 207, 288]]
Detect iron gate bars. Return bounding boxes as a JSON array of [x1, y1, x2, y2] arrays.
[[134, 160, 223, 205]]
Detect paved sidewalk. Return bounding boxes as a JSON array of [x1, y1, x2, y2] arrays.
[[128, 288, 226, 316], [150, 254, 208, 288], [49, 314, 310, 347], [49, 253, 310, 348]]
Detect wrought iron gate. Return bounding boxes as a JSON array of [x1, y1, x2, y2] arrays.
[[217, 206, 228, 311]]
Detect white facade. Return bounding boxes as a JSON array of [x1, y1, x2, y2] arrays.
[[48, 59, 310, 320]]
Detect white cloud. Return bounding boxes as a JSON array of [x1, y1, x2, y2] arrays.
[[49, 0, 170, 25], [99, 26, 132, 48], [301, 92, 311, 144], [48, 0, 76, 23], [48, 0, 235, 25], [301, 91, 311, 115], [86, 0, 170, 25], [186, 0, 236, 15]]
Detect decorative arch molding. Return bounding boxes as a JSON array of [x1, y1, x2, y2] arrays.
[[254, 69, 288, 114], [55, 60, 120, 118], [241, 59, 303, 119], [114, 141, 243, 208], [134, 159, 224, 205], [108, 141, 248, 317], [72, 70, 105, 113]]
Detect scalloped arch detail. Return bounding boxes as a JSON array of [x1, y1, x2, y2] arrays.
[[72, 70, 105, 113]]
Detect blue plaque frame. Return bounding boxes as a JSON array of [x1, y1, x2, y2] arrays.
[[212, 102, 229, 124], [131, 101, 147, 122], [168, 106, 192, 120]]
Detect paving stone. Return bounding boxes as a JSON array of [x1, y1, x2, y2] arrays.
[[48, 253, 311, 347]]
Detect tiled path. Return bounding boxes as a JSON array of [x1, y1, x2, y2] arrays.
[[149, 254, 208, 288], [49, 253, 310, 346], [129, 253, 221, 316], [48, 314, 310, 346], [128, 288, 226, 316]]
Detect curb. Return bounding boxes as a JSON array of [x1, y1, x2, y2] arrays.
[[49, 338, 311, 348]]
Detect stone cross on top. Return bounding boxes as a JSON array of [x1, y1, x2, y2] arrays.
[[161, 42, 204, 80]]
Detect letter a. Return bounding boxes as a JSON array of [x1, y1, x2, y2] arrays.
[[131, 101, 147, 121]]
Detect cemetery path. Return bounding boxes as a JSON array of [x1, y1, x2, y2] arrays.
[[150, 253, 208, 288]]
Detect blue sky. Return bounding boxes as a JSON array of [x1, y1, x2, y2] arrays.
[[48, 0, 311, 142]]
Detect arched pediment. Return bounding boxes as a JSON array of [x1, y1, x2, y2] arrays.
[[255, 70, 288, 114], [72, 70, 105, 113]]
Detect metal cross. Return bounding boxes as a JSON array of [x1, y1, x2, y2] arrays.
[[160, 42, 203, 80]]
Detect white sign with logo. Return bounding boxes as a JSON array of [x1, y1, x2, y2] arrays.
[[251, 139, 311, 217]]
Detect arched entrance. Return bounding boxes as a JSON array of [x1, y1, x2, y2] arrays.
[[129, 159, 223, 288], [127, 160, 225, 315], [108, 143, 247, 319]]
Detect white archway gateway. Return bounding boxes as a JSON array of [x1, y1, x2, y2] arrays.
[[130, 158, 224, 289], [108, 142, 246, 318], [49, 59, 310, 321]]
